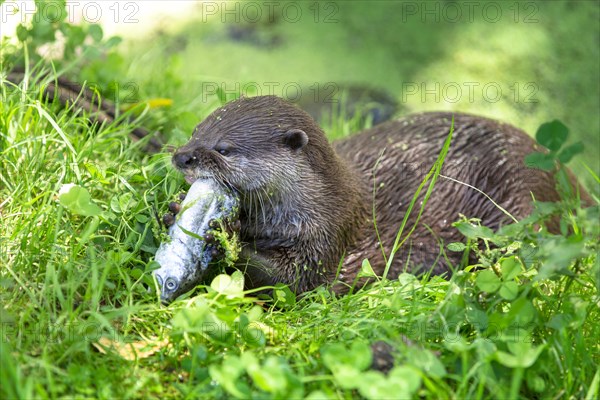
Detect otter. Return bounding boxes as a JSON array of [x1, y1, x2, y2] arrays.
[[171, 95, 586, 294]]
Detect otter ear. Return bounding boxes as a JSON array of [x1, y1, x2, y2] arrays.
[[283, 129, 309, 151]]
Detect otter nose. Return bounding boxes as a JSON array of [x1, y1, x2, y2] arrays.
[[173, 150, 198, 169]]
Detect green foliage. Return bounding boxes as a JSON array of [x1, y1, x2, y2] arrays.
[[209, 352, 303, 398], [3, 0, 134, 107], [58, 183, 103, 216], [321, 341, 422, 399], [525, 120, 584, 172], [445, 178, 598, 397], [210, 270, 245, 298], [1, 4, 599, 399], [8, 0, 122, 67]]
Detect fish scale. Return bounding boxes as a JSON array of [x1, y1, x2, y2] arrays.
[[154, 179, 239, 303]]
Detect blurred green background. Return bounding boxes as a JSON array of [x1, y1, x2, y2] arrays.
[[4, 0, 598, 185], [114, 0, 599, 186]]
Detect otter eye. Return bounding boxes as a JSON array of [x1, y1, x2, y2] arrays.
[[165, 278, 178, 291], [214, 143, 233, 156]]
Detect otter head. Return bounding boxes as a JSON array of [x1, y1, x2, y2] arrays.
[[172, 96, 332, 197]]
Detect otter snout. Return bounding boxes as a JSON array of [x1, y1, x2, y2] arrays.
[[172, 149, 199, 170]]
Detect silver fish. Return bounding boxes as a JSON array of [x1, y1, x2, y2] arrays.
[[154, 178, 239, 303]]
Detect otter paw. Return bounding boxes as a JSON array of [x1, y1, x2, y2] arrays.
[[204, 217, 240, 260], [203, 223, 228, 261], [207, 217, 241, 233], [210, 247, 223, 258], [228, 219, 242, 233], [208, 218, 220, 230]]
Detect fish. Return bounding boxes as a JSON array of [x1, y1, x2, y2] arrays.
[[154, 178, 239, 303]]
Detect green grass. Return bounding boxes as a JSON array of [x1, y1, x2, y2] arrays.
[[2, 1, 600, 399], [2, 61, 599, 400]]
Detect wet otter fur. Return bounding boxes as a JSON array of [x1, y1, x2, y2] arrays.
[[172, 95, 586, 294]]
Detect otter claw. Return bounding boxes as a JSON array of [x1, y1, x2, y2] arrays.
[[179, 192, 187, 201], [207, 218, 241, 235], [229, 219, 241, 232]]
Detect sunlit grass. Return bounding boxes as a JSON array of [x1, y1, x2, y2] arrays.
[[2, 64, 598, 399]]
